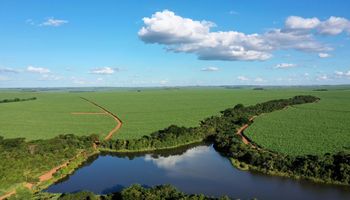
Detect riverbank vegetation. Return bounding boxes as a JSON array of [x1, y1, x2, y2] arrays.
[[15, 184, 235, 200], [100, 125, 213, 152]]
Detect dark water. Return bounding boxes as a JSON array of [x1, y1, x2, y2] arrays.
[[46, 144, 350, 200]]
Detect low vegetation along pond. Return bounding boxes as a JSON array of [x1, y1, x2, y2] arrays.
[[46, 143, 350, 200]]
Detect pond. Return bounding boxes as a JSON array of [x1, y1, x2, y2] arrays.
[[46, 144, 350, 200]]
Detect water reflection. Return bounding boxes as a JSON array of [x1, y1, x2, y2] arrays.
[[46, 144, 350, 200]]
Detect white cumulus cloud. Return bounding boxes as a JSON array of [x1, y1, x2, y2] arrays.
[[275, 63, 296, 69], [138, 10, 214, 44], [318, 53, 330, 58], [263, 28, 331, 52], [201, 67, 219, 72], [40, 18, 68, 27], [90, 67, 116, 75], [27, 66, 50, 74], [317, 74, 329, 81], [318, 16, 350, 35], [285, 16, 350, 36], [334, 70, 350, 78], [285, 16, 320, 30], [138, 10, 345, 62], [138, 10, 272, 61], [39, 74, 63, 81], [159, 80, 169, 85], [237, 76, 249, 81]]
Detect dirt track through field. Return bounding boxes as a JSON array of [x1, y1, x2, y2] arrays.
[[79, 97, 123, 140], [236, 116, 258, 147], [0, 190, 15, 200]]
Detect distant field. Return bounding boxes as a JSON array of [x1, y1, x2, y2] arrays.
[[0, 88, 306, 140], [0, 92, 115, 140], [245, 89, 350, 156], [80, 88, 309, 139]]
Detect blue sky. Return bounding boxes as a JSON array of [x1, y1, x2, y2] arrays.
[[0, 0, 350, 87]]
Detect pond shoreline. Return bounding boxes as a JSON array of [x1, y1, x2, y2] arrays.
[[46, 144, 350, 200], [43, 95, 350, 197]]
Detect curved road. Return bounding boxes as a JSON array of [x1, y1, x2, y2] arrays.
[[80, 97, 123, 140]]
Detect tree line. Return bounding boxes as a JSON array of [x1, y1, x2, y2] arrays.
[[31, 184, 236, 200], [0, 97, 37, 104]]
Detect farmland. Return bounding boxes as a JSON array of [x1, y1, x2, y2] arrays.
[[245, 88, 350, 156], [79, 87, 310, 139], [0, 92, 115, 140], [1, 87, 350, 155], [0, 87, 305, 141]]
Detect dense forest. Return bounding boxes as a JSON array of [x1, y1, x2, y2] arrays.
[[0, 97, 37, 104]]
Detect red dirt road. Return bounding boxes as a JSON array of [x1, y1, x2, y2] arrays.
[[0, 190, 15, 200], [236, 116, 257, 147], [79, 97, 123, 141], [39, 162, 69, 182], [236, 124, 250, 145]]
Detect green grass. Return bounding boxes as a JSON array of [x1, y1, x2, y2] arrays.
[[245, 89, 350, 156], [0, 92, 115, 140]]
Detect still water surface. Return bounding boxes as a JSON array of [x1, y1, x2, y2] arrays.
[[47, 144, 350, 200]]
